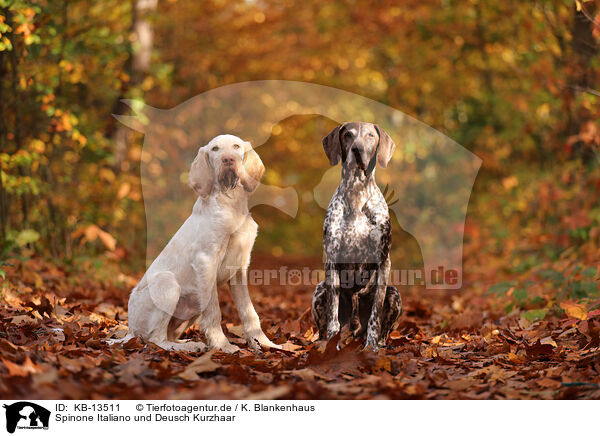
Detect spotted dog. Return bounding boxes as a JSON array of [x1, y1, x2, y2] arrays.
[[312, 122, 402, 350]]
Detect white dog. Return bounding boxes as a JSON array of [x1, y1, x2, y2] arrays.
[[113, 135, 280, 353]]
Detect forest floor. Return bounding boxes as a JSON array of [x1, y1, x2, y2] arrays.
[[1, 253, 599, 400]]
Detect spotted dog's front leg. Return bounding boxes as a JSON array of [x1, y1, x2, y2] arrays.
[[380, 285, 402, 347], [325, 264, 341, 339], [365, 275, 385, 350], [350, 271, 376, 336], [365, 259, 391, 350], [312, 280, 329, 339], [350, 292, 361, 335]]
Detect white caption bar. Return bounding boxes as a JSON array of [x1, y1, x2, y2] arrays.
[[0, 400, 590, 435]]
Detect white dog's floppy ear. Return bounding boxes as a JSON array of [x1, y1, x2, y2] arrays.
[[374, 124, 396, 168], [240, 141, 264, 192], [188, 146, 214, 198], [322, 123, 347, 166]]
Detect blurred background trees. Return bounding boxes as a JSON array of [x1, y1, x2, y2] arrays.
[[0, 0, 598, 292]]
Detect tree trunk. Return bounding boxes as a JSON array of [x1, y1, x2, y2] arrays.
[[112, 0, 157, 171], [0, 39, 7, 240], [6, 9, 29, 226], [567, 1, 598, 161]]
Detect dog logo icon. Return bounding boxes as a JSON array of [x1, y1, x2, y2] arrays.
[[2, 402, 50, 433]]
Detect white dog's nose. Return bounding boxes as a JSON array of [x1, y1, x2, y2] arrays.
[[222, 156, 235, 166]]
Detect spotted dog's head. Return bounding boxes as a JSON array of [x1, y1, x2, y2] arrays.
[[322, 122, 395, 175], [188, 134, 265, 198]]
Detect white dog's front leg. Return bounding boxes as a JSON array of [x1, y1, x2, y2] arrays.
[[201, 287, 239, 353], [229, 269, 281, 350], [193, 252, 239, 353]]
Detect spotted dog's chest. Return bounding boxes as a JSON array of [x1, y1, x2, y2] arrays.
[[324, 192, 390, 266], [339, 213, 378, 249]]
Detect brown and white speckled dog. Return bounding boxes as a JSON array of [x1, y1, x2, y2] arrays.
[[312, 122, 402, 350]]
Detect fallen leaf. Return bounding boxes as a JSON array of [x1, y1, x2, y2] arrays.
[[1, 356, 40, 377], [561, 301, 588, 321], [280, 341, 303, 352], [540, 336, 557, 347], [225, 324, 244, 337], [178, 352, 220, 381]]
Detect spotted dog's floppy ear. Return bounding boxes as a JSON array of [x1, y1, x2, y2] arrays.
[[322, 123, 347, 166], [240, 141, 265, 192], [374, 124, 396, 168], [188, 146, 214, 198]]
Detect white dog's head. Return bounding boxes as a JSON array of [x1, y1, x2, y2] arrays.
[[188, 134, 265, 199]]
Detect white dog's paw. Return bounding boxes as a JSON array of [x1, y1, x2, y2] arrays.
[[260, 338, 283, 351], [246, 331, 282, 351]]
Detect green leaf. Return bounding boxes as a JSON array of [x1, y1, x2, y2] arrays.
[[486, 281, 516, 295], [512, 254, 540, 273], [539, 269, 564, 286], [582, 267, 597, 279], [16, 229, 40, 247], [522, 309, 548, 322], [513, 288, 528, 304]]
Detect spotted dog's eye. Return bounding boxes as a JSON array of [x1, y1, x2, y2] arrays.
[[233, 144, 240, 149], [212, 146, 219, 151]]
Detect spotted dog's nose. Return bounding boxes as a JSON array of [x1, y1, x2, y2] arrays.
[[352, 145, 368, 169]]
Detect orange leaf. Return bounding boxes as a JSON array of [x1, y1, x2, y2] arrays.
[[97, 228, 117, 251], [560, 301, 588, 321], [1, 356, 39, 377], [78, 225, 116, 251], [375, 357, 392, 372], [507, 352, 527, 364], [281, 342, 303, 352], [117, 182, 131, 199], [83, 224, 99, 242]]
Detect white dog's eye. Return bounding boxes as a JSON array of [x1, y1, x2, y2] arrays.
[[233, 144, 240, 149], [367, 133, 374, 138], [212, 146, 219, 151]]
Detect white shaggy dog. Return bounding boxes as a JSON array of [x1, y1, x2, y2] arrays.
[[113, 135, 280, 353]]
